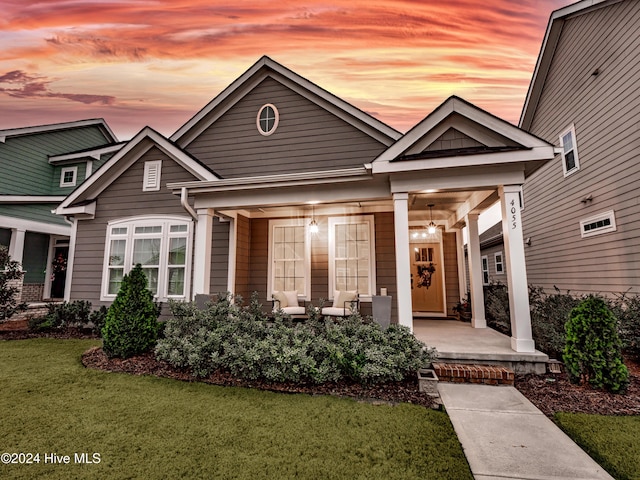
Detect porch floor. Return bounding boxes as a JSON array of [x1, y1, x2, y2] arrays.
[[413, 319, 549, 374]]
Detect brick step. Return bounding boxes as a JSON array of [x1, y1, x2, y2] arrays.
[[433, 362, 514, 386]]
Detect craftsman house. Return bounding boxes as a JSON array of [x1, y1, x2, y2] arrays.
[[56, 56, 555, 353], [520, 0, 640, 295], [0, 120, 119, 302]]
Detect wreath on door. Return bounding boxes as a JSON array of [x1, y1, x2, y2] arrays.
[[417, 263, 436, 289]]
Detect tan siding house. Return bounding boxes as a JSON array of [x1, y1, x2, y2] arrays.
[[520, 0, 640, 295], [57, 56, 556, 354]]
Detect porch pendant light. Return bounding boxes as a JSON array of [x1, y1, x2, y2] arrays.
[[427, 204, 437, 235], [309, 205, 319, 233]]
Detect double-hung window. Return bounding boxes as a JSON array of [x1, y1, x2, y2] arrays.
[[102, 216, 192, 301], [267, 219, 310, 299], [481, 255, 490, 285], [559, 124, 580, 176], [494, 252, 504, 275], [329, 216, 376, 298]]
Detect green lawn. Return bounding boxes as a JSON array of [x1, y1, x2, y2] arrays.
[[555, 413, 640, 480], [0, 339, 472, 479]]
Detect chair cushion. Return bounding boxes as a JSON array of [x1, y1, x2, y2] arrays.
[[333, 290, 357, 310], [272, 291, 288, 309], [322, 307, 352, 317], [282, 306, 306, 316], [283, 290, 299, 307]]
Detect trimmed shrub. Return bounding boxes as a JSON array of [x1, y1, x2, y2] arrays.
[[530, 285, 581, 359], [563, 296, 629, 393], [610, 292, 640, 360], [28, 300, 108, 334], [0, 246, 27, 321], [484, 282, 510, 335], [155, 294, 436, 385], [102, 264, 161, 359]]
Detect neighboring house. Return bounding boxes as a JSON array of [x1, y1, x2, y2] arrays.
[[56, 56, 555, 353], [520, 0, 640, 295], [464, 222, 508, 291], [0, 120, 120, 302]]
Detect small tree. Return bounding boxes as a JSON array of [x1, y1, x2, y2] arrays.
[[563, 295, 629, 393], [0, 245, 27, 322], [102, 264, 160, 358]]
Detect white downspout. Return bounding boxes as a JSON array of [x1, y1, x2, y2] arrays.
[[180, 187, 198, 221]]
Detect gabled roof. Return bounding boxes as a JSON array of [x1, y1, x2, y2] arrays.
[[0, 119, 117, 144], [56, 127, 219, 214], [519, 0, 623, 130], [170, 55, 401, 147], [372, 96, 554, 176]]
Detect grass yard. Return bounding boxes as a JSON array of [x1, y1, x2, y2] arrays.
[[555, 413, 640, 480], [0, 339, 472, 480]]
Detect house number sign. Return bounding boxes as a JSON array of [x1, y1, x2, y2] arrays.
[[510, 198, 518, 230]]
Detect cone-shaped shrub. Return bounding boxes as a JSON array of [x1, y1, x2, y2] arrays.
[[563, 295, 629, 393], [0, 246, 27, 321], [102, 264, 160, 358]]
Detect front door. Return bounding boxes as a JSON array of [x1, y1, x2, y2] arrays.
[[410, 242, 445, 315], [50, 246, 69, 299]]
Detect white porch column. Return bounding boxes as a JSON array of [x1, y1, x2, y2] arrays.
[[64, 219, 78, 301], [8, 228, 26, 264], [454, 228, 467, 300], [192, 208, 214, 299], [393, 192, 413, 330], [465, 213, 486, 328], [500, 185, 535, 353]]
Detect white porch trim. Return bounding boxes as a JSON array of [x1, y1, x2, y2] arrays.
[[8, 228, 26, 264], [393, 192, 413, 330], [500, 185, 535, 353], [192, 208, 214, 299], [64, 223, 77, 301], [465, 213, 486, 328], [454, 228, 467, 300]]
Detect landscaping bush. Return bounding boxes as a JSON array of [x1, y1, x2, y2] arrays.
[[0, 245, 27, 321], [610, 292, 640, 360], [102, 264, 161, 359], [529, 285, 581, 359], [484, 282, 510, 335], [28, 300, 108, 334], [155, 294, 436, 385], [563, 295, 629, 393]]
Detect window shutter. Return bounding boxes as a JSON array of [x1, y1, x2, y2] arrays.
[[143, 160, 162, 191]]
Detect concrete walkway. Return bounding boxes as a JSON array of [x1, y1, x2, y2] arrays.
[[438, 383, 614, 480]]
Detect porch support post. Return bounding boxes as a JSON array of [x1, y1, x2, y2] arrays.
[[64, 219, 78, 301], [192, 208, 214, 300], [500, 185, 535, 353], [9, 228, 26, 264], [393, 192, 413, 330], [465, 213, 486, 328], [454, 228, 467, 300]]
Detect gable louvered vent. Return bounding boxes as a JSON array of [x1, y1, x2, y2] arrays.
[[143, 160, 162, 191]]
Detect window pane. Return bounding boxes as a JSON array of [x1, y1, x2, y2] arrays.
[[133, 238, 161, 266], [168, 237, 186, 265], [111, 227, 127, 235], [272, 224, 306, 295], [134, 226, 162, 234], [170, 224, 188, 233], [108, 268, 124, 294], [562, 132, 573, 152], [167, 268, 185, 295], [109, 239, 126, 266], [142, 267, 159, 294], [565, 151, 575, 171]]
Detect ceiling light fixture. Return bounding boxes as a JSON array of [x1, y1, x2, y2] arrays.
[[309, 204, 319, 233], [427, 204, 437, 234]]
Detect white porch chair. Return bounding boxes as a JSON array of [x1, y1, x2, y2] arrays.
[[272, 290, 307, 319], [321, 290, 359, 318]]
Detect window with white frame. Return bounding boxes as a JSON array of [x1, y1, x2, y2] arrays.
[[494, 252, 504, 275], [267, 219, 310, 299], [580, 210, 616, 238], [256, 104, 279, 136], [481, 255, 489, 285], [60, 167, 78, 187], [329, 216, 376, 298], [102, 217, 192, 301], [559, 124, 580, 176]]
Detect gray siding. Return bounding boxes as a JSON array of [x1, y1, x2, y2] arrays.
[[443, 231, 461, 314], [71, 147, 198, 306], [523, 0, 640, 295], [374, 212, 397, 322], [185, 77, 388, 178], [425, 128, 483, 152], [235, 214, 251, 302], [210, 217, 230, 295]]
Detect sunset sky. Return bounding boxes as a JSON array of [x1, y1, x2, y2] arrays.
[[1, 0, 570, 140]]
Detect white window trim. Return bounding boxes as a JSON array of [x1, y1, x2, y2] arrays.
[[60, 166, 78, 187], [580, 210, 617, 238], [267, 218, 311, 301], [143, 160, 162, 191], [481, 255, 489, 286], [256, 103, 279, 136], [100, 216, 193, 302], [494, 251, 504, 275], [559, 124, 580, 177], [328, 215, 376, 301]]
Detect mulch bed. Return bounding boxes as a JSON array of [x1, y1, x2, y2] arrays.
[[4, 322, 640, 416]]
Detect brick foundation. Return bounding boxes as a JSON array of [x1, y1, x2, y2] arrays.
[[433, 362, 515, 386], [21, 283, 45, 303]]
